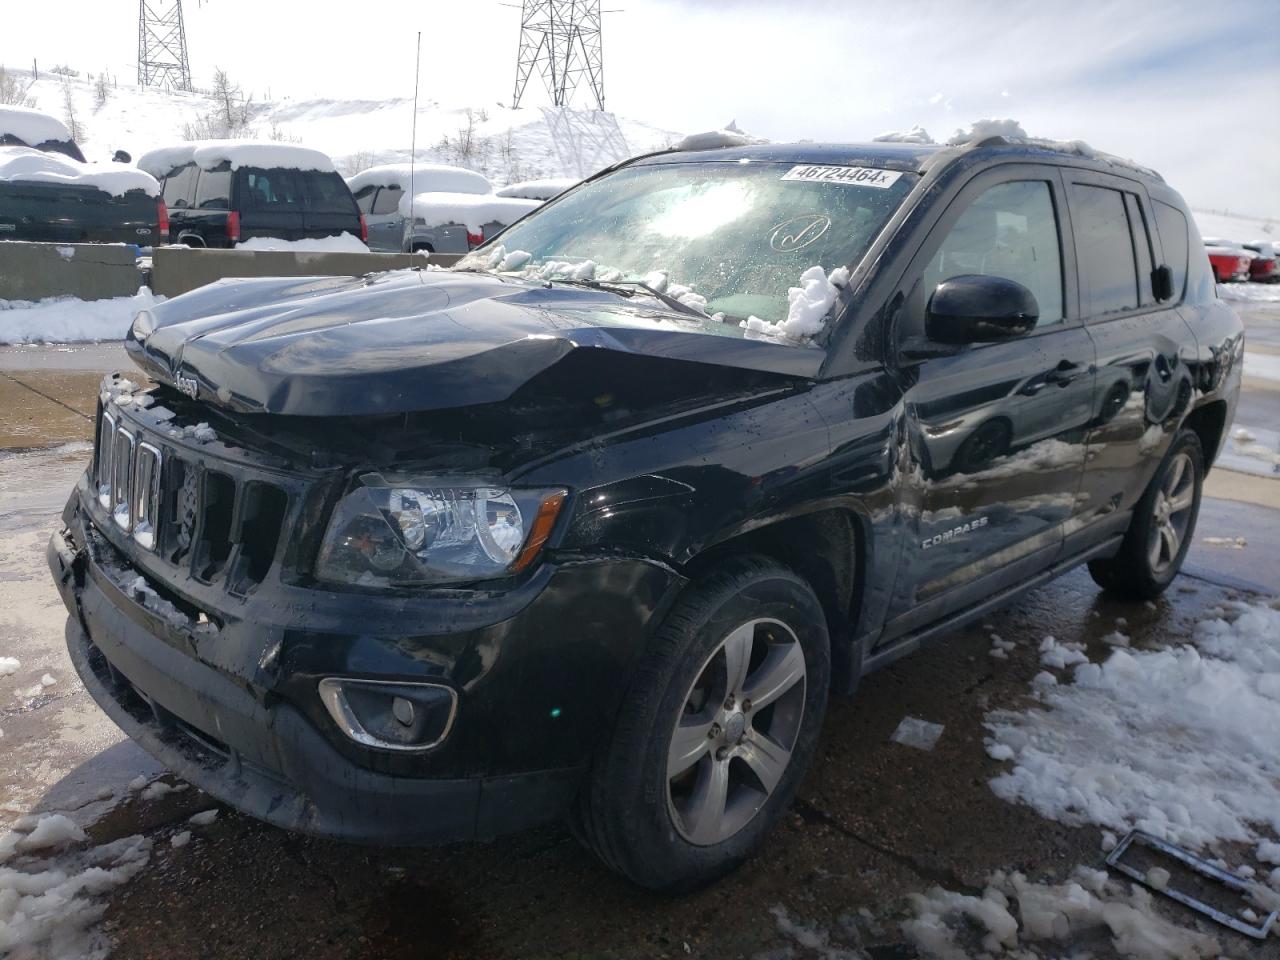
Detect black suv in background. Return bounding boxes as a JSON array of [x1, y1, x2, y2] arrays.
[[140, 142, 365, 247], [52, 137, 1241, 892]]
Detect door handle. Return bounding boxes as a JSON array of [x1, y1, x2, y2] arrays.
[[1045, 359, 1085, 387]]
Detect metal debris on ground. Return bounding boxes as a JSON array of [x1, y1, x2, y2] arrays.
[[1105, 829, 1278, 939], [889, 716, 945, 752]]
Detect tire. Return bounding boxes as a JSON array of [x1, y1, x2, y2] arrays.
[[572, 555, 830, 892], [1088, 429, 1203, 599]]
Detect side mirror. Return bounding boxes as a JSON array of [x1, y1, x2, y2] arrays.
[[1152, 264, 1174, 302], [112, 149, 132, 164], [926, 274, 1038, 345]]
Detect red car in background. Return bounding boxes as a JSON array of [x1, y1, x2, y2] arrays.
[[1204, 241, 1251, 282], [1242, 242, 1279, 282]]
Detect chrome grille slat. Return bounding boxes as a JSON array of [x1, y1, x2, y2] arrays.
[[132, 442, 162, 550], [111, 429, 135, 531], [96, 409, 116, 509]]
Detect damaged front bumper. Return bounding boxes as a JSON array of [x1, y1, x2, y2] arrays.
[[50, 490, 685, 844]]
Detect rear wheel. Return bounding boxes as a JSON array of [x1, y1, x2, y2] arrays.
[[573, 556, 830, 891], [1088, 429, 1203, 599]]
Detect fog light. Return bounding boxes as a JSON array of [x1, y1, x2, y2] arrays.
[[318, 678, 457, 752]]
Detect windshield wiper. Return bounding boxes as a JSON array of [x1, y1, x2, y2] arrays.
[[548, 277, 709, 320]]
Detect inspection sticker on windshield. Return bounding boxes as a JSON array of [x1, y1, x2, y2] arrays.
[[781, 165, 903, 189]]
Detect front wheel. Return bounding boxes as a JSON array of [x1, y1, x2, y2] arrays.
[[1088, 429, 1203, 599], [573, 556, 830, 891]]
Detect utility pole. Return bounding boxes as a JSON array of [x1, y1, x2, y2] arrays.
[[137, 0, 192, 92], [512, 0, 606, 111]]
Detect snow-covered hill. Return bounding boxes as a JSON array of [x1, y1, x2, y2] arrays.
[[17, 71, 681, 186], [1190, 209, 1278, 246]]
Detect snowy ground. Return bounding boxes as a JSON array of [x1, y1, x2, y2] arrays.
[[0, 289, 160, 345]]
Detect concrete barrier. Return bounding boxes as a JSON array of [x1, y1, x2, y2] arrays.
[[0, 242, 142, 301], [150, 247, 464, 299]]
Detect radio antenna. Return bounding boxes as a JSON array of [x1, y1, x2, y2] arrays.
[[409, 31, 422, 232]]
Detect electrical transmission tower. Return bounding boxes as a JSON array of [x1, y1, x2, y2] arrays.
[[137, 0, 192, 92], [512, 0, 606, 111]]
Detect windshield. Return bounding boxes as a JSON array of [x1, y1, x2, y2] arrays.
[[456, 160, 914, 331]]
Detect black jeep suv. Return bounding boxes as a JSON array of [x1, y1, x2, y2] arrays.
[[50, 137, 1241, 891]]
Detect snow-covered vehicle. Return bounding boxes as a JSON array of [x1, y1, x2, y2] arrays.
[[54, 134, 1240, 894], [139, 141, 364, 249], [0, 105, 86, 162], [0, 145, 165, 245], [1203, 239, 1252, 283], [347, 162, 492, 252], [400, 191, 540, 253], [495, 177, 578, 201]]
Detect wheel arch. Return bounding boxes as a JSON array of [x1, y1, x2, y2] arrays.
[[1181, 399, 1228, 469], [682, 507, 867, 696]]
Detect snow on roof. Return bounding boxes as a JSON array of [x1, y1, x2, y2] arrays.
[[346, 162, 491, 196], [0, 145, 160, 197], [0, 105, 73, 146], [137, 140, 337, 178], [675, 120, 769, 151], [495, 177, 578, 201], [401, 191, 542, 232], [1205, 244, 1250, 257], [946, 118, 1029, 145], [873, 126, 935, 145]]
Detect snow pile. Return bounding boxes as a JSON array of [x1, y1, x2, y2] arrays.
[[0, 105, 72, 147], [137, 140, 337, 177], [237, 232, 369, 253], [346, 162, 491, 196], [985, 599, 1280, 851], [1218, 282, 1280, 303], [904, 866, 1223, 959], [0, 145, 160, 197], [495, 177, 578, 200], [0, 288, 162, 344], [400, 191, 541, 231], [0, 814, 153, 960], [740, 265, 849, 344], [874, 126, 935, 144], [0, 657, 19, 677], [947, 118, 1030, 145], [675, 120, 768, 151]]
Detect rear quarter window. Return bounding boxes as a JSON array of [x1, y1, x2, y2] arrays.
[[301, 171, 359, 215], [1153, 200, 1190, 303]]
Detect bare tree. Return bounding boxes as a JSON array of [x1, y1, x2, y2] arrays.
[[61, 77, 84, 143], [182, 68, 254, 140], [0, 65, 36, 107], [338, 150, 378, 177], [436, 109, 492, 173], [93, 72, 110, 111]]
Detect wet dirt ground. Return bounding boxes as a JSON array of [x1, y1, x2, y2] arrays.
[[2, 341, 1278, 959]]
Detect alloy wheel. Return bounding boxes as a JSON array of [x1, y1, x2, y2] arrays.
[[1147, 450, 1196, 575], [665, 618, 807, 846]]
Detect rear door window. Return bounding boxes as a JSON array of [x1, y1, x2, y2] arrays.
[[194, 166, 232, 210], [162, 163, 197, 208], [1153, 201, 1189, 302], [922, 179, 1064, 326], [1069, 184, 1138, 316], [371, 186, 402, 215], [241, 168, 303, 210], [300, 171, 357, 214]]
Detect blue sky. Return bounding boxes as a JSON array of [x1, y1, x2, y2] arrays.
[[4, 0, 1276, 214]]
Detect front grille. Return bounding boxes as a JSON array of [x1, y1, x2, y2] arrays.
[[92, 401, 291, 594]]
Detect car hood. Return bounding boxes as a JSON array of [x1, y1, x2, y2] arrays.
[[127, 269, 823, 416]]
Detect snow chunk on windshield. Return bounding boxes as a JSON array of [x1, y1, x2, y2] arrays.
[[0, 105, 73, 147], [137, 140, 336, 177], [496, 178, 578, 200], [947, 118, 1030, 145], [0, 146, 160, 197], [675, 120, 768, 151], [346, 162, 490, 196], [874, 125, 935, 144], [740, 265, 849, 344]]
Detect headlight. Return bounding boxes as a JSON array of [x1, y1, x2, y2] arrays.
[[315, 475, 566, 587]]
